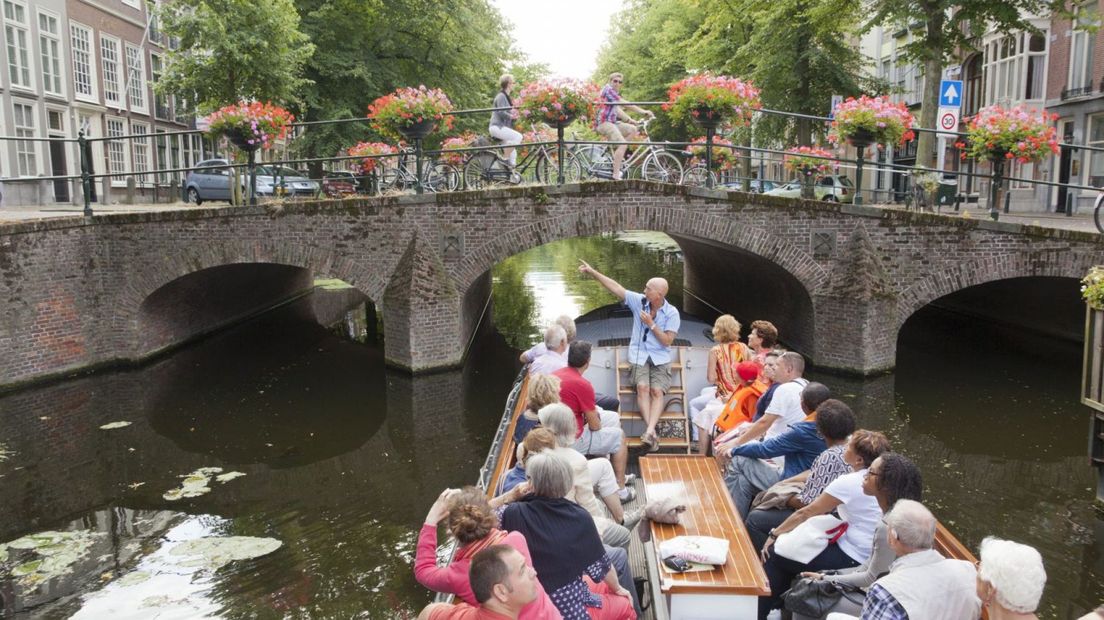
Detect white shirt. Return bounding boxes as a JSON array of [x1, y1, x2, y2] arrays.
[[823, 470, 882, 563], [528, 348, 568, 375], [763, 378, 809, 440]]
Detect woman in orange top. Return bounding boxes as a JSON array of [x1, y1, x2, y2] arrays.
[[690, 315, 752, 454], [711, 361, 766, 441]]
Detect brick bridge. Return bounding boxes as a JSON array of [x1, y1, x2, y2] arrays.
[[2, 180, 1102, 390]]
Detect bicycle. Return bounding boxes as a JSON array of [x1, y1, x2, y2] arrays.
[[463, 130, 581, 189], [1094, 189, 1104, 233], [577, 119, 683, 184], [378, 147, 460, 194]]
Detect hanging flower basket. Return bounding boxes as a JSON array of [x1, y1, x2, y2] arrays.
[[347, 141, 396, 175], [783, 146, 836, 177], [663, 74, 761, 132], [957, 105, 1059, 164], [517, 79, 598, 128], [203, 101, 295, 151], [684, 136, 739, 171], [368, 85, 454, 142], [828, 96, 915, 148]]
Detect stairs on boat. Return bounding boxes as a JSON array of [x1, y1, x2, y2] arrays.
[[615, 348, 692, 453]]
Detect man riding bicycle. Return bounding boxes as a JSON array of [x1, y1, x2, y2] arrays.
[[596, 72, 655, 180]]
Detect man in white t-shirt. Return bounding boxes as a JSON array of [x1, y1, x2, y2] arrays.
[[715, 352, 808, 455]]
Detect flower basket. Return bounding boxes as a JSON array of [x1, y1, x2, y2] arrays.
[[204, 101, 295, 151], [783, 146, 836, 177], [957, 105, 1059, 164], [828, 96, 915, 147], [684, 136, 739, 171], [663, 74, 760, 132], [517, 79, 597, 128], [368, 86, 454, 142], [441, 133, 479, 167], [1083, 266, 1104, 311], [347, 141, 396, 175]]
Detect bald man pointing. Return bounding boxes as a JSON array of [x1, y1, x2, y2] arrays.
[[579, 260, 680, 451]]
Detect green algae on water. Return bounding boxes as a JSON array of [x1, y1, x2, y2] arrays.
[[163, 467, 246, 501], [0, 530, 102, 587], [168, 536, 282, 570]]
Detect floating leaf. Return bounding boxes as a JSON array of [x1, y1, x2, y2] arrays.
[[127, 482, 145, 489], [168, 536, 282, 571], [98, 421, 132, 430], [1, 530, 101, 586], [215, 472, 246, 483]]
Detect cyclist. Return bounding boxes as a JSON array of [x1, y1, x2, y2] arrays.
[[489, 74, 521, 168], [595, 72, 654, 180]]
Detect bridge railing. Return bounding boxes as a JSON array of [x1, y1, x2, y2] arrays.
[[1, 102, 1102, 224]]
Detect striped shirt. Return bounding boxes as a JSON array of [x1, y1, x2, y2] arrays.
[[861, 583, 909, 620], [596, 84, 621, 125], [796, 444, 851, 505]]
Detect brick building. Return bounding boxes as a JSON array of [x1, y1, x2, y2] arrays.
[[0, 0, 210, 207]]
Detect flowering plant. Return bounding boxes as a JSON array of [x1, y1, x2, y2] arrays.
[[367, 85, 454, 141], [664, 74, 761, 129], [204, 101, 295, 149], [1083, 266, 1104, 310], [910, 168, 941, 193], [519, 126, 556, 160], [517, 79, 598, 126], [956, 105, 1059, 163], [828, 96, 915, 146], [440, 132, 479, 167], [347, 141, 396, 174], [783, 146, 836, 176], [684, 136, 739, 171]]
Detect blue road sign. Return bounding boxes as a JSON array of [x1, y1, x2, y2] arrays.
[[939, 80, 963, 108]]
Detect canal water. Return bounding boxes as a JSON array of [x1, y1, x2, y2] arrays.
[[0, 232, 1100, 618]]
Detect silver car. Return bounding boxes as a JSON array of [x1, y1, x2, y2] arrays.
[[185, 159, 320, 205]]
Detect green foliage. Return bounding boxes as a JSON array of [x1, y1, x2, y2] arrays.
[[156, 0, 315, 114], [1083, 266, 1104, 311]]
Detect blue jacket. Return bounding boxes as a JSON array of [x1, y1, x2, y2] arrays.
[[729, 421, 826, 479]]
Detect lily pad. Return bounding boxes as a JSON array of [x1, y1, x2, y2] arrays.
[[168, 536, 282, 571], [215, 471, 246, 483], [98, 421, 132, 430], [162, 467, 229, 501], [0, 530, 101, 587]]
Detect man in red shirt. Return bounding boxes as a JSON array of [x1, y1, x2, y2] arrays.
[[418, 545, 541, 620], [553, 341, 631, 501]]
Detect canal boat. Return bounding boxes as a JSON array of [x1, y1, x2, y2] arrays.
[[462, 305, 980, 620]]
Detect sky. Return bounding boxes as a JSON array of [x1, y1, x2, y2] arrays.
[[490, 0, 624, 80]]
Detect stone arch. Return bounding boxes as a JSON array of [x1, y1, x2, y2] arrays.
[[452, 201, 830, 298], [895, 248, 1092, 329]]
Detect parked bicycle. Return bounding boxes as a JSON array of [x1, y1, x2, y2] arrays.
[[378, 147, 459, 194], [1094, 189, 1104, 233], [463, 131, 581, 189], [577, 119, 683, 184]]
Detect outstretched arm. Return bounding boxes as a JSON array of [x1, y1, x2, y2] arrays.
[[579, 259, 627, 301]]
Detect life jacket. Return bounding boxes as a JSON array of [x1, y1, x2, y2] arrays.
[[712, 379, 767, 434]]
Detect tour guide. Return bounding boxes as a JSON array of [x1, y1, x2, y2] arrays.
[[578, 260, 680, 451]]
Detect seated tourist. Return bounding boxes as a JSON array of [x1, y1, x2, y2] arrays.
[[513, 373, 561, 444], [501, 428, 558, 494], [716, 352, 808, 463], [748, 319, 779, 365], [414, 488, 560, 620], [689, 315, 752, 454], [709, 360, 766, 442], [850, 500, 981, 620], [520, 315, 618, 411], [976, 537, 1047, 620], [418, 544, 545, 620], [757, 430, 891, 619], [745, 398, 856, 551], [499, 452, 636, 620], [792, 453, 924, 619], [720, 382, 832, 518], [553, 341, 628, 489], [527, 326, 569, 377], [749, 350, 782, 422]]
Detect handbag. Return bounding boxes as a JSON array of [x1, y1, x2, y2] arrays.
[[782, 577, 864, 617], [773, 514, 848, 563]]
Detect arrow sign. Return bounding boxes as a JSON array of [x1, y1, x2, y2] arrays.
[[939, 80, 963, 108]]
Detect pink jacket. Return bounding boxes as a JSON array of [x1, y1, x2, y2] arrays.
[[414, 524, 563, 620]]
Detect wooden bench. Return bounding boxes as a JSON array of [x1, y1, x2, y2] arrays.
[[640, 455, 770, 619]]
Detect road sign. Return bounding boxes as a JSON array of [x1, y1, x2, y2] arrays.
[[939, 80, 963, 108], [938, 106, 960, 137], [829, 94, 843, 119]]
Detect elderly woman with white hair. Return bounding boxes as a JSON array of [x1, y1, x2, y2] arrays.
[[500, 452, 636, 620], [976, 537, 1047, 620]]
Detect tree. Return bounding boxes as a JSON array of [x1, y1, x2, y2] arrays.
[[864, 0, 1052, 167], [156, 0, 315, 113]]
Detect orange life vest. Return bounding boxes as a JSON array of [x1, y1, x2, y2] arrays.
[[712, 380, 767, 434]]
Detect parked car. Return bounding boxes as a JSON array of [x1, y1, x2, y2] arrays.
[[184, 159, 320, 205], [321, 170, 360, 197], [764, 175, 854, 203], [720, 179, 779, 193]]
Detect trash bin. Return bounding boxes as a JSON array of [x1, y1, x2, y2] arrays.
[[936, 177, 958, 207]]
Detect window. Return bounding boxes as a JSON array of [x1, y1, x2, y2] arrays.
[[47, 110, 63, 132], [70, 22, 97, 100], [148, 0, 163, 44], [13, 102, 38, 176], [125, 43, 147, 111], [156, 130, 168, 183], [150, 53, 171, 119], [106, 117, 129, 178], [985, 31, 1047, 106], [122, 0, 140, 8], [38, 10, 64, 96], [101, 35, 123, 107], [131, 122, 150, 181], [963, 54, 983, 116], [1023, 33, 1046, 100], [4, 0, 34, 89], [1088, 114, 1104, 187]]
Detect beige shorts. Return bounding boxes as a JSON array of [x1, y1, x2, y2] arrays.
[[596, 121, 638, 143], [630, 361, 672, 393]]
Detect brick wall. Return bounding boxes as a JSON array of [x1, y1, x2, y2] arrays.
[[2, 181, 1104, 388]]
